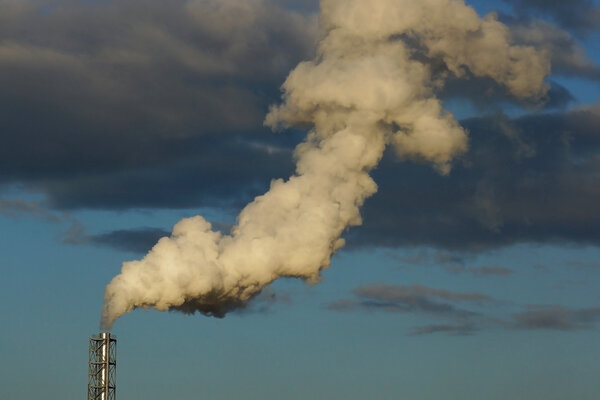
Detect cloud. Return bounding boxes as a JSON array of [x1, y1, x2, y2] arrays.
[[512, 306, 600, 330], [328, 283, 491, 318], [62, 219, 88, 245], [330, 285, 600, 334], [0, 0, 315, 190], [327, 283, 496, 335], [349, 104, 600, 251], [62, 220, 171, 253], [390, 249, 468, 267], [501, 0, 600, 36], [354, 284, 493, 303], [409, 323, 478, 336], [0, 197, 62, 221], [91, 227, 172, 254], [41, 135, 296, 210], [443, 266, 514, 277], [390, 250, 512, 277]]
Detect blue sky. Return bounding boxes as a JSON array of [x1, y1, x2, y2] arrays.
[[1, 0, 600, 399]]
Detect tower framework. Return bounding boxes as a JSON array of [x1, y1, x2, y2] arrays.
[[88, 332, 117, 400]]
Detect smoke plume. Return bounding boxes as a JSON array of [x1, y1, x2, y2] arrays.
[[101, 0, 549, 330]]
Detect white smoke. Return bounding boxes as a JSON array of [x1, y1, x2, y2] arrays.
[[100, 0, 549, 329]]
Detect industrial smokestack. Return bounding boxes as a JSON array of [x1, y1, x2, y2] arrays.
[[88, 332, 117, 400]]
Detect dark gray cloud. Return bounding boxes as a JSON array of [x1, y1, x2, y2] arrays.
[[443, 266, 514, 277], [329, 285, 600, 335], [327, 283, 494, 335], [0, 0, 314, 197], [409, 323, 478, 336], [390, 250, 468, 267], [328, 284, 491, 318], [0, 197, 62, 221], [40, 135, 296, 210], [500, 0, 600, 36], [90, 227, 171, 254], [62, 220, 170, 253], [390, 250, 513, 276], [512, 306, 600, 330], [354, 284, 493, 304], [348, 105, 600, 251]]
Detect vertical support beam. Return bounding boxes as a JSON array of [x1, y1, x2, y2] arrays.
[[101, 332, 109, 400], [88, 332, 117, 400]]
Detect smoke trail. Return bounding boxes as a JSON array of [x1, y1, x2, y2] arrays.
[[100, 0, 549, 330]]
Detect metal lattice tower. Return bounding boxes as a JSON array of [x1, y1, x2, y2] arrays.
[[88, 332, 117, 400]]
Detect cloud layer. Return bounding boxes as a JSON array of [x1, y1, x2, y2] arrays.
[[0, 0, 315, 200], [1, 1, 598, 255], [329, 283, 600, 335], [501, 0, 600, 36], [351, 104, 600, 250]]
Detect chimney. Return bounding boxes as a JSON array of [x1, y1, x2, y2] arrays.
[[88, 332, 117, 400]]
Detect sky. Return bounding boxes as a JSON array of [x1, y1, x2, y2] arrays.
[[0, 0, 599, 399]]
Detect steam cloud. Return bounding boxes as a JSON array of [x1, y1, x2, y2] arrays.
[[101, 0, 549, 330]]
